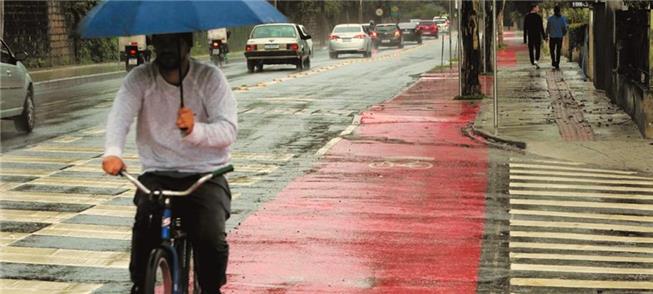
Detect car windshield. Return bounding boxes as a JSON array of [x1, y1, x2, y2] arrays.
[[398, 23, 416, 29], [334, 26, 362, 33], [376, 25, 396, 32], [251, 25, 297, 38], [419, 21, 434, 26]]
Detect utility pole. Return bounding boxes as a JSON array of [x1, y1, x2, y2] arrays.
[[493, 0, 498, 131], [457, 0, 462, 97], [274, 0, 277, 8], [449, 0, 452, 69]]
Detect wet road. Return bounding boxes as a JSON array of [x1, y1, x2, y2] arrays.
[[0, 36, 461, 292]]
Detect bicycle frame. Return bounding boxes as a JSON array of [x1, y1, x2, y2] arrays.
[[121, 165, 233, 294]]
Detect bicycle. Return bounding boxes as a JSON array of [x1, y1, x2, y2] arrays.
[[120, 164, 234, 294]]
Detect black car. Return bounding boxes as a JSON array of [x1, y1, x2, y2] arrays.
[[398, 22, 422, 44], [375, 24, 403, 48]]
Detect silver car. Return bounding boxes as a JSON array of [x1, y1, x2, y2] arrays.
[[1, 39, 34, 132], [328, 24, 372, 59]]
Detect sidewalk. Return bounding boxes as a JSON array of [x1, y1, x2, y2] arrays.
[[224, 70, 490, 292], [474, 31, 653, 174]]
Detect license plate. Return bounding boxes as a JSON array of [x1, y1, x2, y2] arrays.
[[264, 44, 279, 50], [382, 40, 390, 43], [212, 49, 221, 54], [128, 58, 138, 65], [403, 31, 412, 34], [343, 38, 352, 42]]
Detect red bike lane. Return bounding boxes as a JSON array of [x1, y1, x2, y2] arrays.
[[225, 73, 489, 293]]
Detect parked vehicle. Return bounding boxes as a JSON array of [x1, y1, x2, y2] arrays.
[[362, 23, 379, 49], [398, 22, 422, 44], [119, 35, 149, 71], [328, 24, 373, 59], [0, 38, 34, 132], [244, 23, 312, 73], [375, 23, 403, 48], [433, 17, 449, 34], [417, 20, 439, 38]]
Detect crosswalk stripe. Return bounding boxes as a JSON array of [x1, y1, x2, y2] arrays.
[[0, 155, 79, 164], [0, 168, 51, 177], [511, 278, 653, 289], [28, 145, 104, 153], [509, 159, 584, 166], [511, 263, 653, 275], [510, 209, 653, 223], [510, 175, 653, 186], [510, 182, 653, 193], [509, 189, 653, 201], [28, 177, 127, 188], [511, 231, 653, 243], [0, 232, 29, 246], [509, 163, 637, 175], [510, 219, 653, 233], [36, 223, 131, 240], [509, 242, 653, 254], [510, 198, 653, 212], [0, 246, 129, 269], [509, 169, 653, 180], [0, 209, 76, 223], [81, 205, 135, 218], [0, 191, 112, 205], [0, 278, 103, 294], [510, 252, 653, 263]]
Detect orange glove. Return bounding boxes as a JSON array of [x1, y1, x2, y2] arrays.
[[176, 107, 195, 135], [102, 155, 126, 176]]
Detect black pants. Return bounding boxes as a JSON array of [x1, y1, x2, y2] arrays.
[[130, 172, 231, 294], [549, 38, 563, 67], [527, 41, 541, 65]]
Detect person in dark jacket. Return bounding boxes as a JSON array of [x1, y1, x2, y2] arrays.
[[523, 4, 547, 68], [547, 5, 568, 70]]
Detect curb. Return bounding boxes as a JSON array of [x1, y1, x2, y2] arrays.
[[34, 71, 125, 90], [470, 124, 527, 149]]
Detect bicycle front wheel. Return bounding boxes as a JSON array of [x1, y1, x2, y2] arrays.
[[144, 248, 174, 294]]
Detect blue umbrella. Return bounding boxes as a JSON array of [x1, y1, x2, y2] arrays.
[[79, 0, 288, 38]]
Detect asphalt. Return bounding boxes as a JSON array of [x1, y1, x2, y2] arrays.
[[474, 31, 653, 174]]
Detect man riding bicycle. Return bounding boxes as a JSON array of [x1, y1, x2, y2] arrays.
[[102, 32, 238, 294]]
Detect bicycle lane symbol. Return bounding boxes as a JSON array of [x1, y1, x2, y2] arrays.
[[368, 160, 433, 170]]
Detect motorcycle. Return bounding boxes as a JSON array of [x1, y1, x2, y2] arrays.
[[125, 45, 145, 71], [209, 39, 227, 68]]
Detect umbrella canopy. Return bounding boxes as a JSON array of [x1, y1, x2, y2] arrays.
[[79, 0, 288, 38]]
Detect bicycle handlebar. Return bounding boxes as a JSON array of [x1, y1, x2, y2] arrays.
[[119, 164, 234, 197]]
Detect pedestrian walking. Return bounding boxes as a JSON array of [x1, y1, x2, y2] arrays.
[[102, 32, 238, 294], [547, 5, 569, 70], [523, 4, 547, 69]]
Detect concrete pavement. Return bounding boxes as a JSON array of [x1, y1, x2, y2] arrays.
[[474, 31, 653, 174]]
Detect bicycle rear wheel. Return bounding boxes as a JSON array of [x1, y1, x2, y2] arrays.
[[144, 248, 174, 294]]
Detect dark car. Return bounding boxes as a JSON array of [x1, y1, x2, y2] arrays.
[[375, 24, 403, 48], [398, 22, 422, 44], [362, 24, 379, 49]]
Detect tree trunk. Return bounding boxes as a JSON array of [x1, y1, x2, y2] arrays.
[[483, 0, 493, 73], [461, 0, 482, 96], [498, 0, 505, 46]]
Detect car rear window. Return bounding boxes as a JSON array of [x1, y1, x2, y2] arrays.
[[376, 25, 397, 32], [419, 21, 435, 26], [252, 25, 297, 39], [333, 26, 362, 33], [398, 23, 416, 29]]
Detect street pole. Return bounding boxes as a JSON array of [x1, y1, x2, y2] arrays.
[[359, 0, 363, 24], [457, 0, 462, 97], [274, 0, 277, 8], [493, 0, 499, 132], [449, 0, 452, 70], [481, 0, 485, 74]]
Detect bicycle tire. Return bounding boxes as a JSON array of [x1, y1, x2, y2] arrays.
[[144, 248, 174, 294]]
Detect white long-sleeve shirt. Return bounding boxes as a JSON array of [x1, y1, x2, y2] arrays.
[[104, 59, 238, 173]]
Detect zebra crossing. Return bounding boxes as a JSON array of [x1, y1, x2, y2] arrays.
[[508, 157, 653, 292], [0, 127, 294, 293]]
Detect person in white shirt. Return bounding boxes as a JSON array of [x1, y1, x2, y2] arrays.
[[102, 32, 237, 294]]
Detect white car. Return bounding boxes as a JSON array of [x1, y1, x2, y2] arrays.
[[0, 39, 34, 132], [244, 23, 312, 73], [433, 17, 449, 34], [328, 24, 372, 59]]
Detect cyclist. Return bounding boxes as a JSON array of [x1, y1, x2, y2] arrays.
[[102, 32, 237, 294]]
